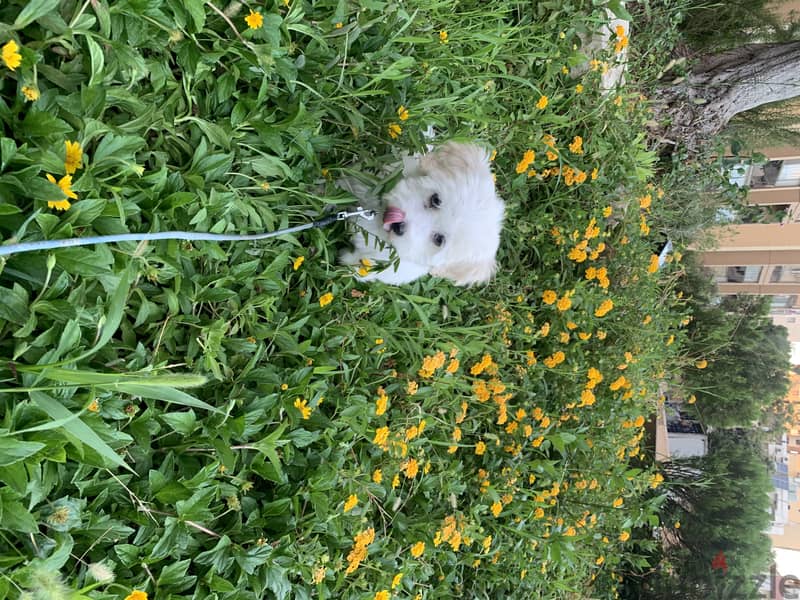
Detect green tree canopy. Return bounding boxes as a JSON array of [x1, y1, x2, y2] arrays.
[[680, 261, 791, 427]]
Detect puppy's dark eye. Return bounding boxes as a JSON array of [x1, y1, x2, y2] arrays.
[[429, 193, 442, 208], [432, 233, 446, 247]]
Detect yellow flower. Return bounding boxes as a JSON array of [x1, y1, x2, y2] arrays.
[[515, 149, 536, 174], [540, 322, 550, 336], [595, 556, 605, 566], [475, 441, 486, 455], [575, 83, 584, 94], [568, 136, 583, 155], [319, 292, 334, 307], [392, 573, 403, 589], [402, 457, 419, 479], [406, 380, 418, 395], [439, 30, 448, 44], [373, 426, 390, 449], [695, 359, 708, 369], [536, 95, 549, 110], [312, 566, 326, 584], [245, 10, 264, 29], [491, 501, 502, 517], [294, 397, 312, 419], [446, 358, 460, 373], [21, 85, 39, 101], [647, 254, 659, 274], [397, 105, 409, 121], [344, 494, 358, 512], [87, 399, 100, 412], [556, 295, 572, 312], [388, 123, 402, 139], [410, 541, 425, 558], [293, 256, 305, 270], [64, 140, 83, 175], [2, 40, 22, 71], [392, 473, 400, 488], [375, 394, 388, 417], [543, 351, 565, 369], [619, 531, 630, 542], [674, 521, 681, 529], [609, 375, 628, 391], [46, 173, 78, 211], [542, 289, 557, 305], [612, 497, 623, 508], [687, 394, 697, 404], [125, 592, 148, 600], [372, 469, 382, 484], [594, 299, 614, 317]]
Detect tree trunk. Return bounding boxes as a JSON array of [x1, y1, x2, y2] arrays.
[[653, 41, 800, 152]]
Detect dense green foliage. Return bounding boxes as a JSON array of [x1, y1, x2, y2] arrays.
[[0, 0, 775, 599], [627, 431, 773, 599], [679, 267, 791, 428]]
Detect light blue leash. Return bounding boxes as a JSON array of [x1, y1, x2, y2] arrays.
[[0, 208, 375, 257]]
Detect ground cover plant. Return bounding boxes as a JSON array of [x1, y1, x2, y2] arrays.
[[0, 1, 697, 598]]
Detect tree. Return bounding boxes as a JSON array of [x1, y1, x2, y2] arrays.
[[654, 42, 800, 152], [628, 432, 773, 599], [682, 292, 790, 427]]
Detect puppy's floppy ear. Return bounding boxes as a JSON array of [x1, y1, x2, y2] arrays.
[[418, 142, 492, 178], [430, 260, 497, 287]]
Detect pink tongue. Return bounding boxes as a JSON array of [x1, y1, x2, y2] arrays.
[[383, 206, 406, 231]]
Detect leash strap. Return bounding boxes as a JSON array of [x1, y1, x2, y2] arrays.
[[0, 208, 375, 257]]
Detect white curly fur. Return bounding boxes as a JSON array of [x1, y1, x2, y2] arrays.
[[339, 142, 505, 286]]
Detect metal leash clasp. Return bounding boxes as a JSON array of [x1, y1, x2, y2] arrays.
[[337, 207, 376, 221]]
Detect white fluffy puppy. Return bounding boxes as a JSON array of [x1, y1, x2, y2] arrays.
[[339, 142, 504, 286]]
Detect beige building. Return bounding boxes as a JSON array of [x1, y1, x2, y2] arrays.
[[770, 374, 800, 550], [699, 145, 800, 343]]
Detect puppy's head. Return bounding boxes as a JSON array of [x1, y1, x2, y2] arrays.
[[381, 142, 505, 286]]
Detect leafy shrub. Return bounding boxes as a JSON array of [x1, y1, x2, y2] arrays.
[[0, 1, 692, 598]]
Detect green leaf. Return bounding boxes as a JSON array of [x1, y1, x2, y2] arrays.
[[0, 488, 38, 532], [13, 0, 61, 28], [0, 137, 17, 172], [158, 558, 196, 589], [160, 410, 198, 435], [0, 283, 29, 325], [0, 438, 45, 467], [184, 0, 206, 32], [0, 203, 22, 215], [252, 422, 288, 481], [55, 247, 113, 277], [84, 35, 105, 87], [29, 391, 134, 473], [21, 110, 73, 137], [72, 266, 132, 362]]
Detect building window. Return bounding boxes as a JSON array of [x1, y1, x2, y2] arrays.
[[769, 266, 800, 284], [749, 160, 784, 188], [717, 266, 762, 283]]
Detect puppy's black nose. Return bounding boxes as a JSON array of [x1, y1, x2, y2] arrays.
[[390, 221, 406, 236]]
